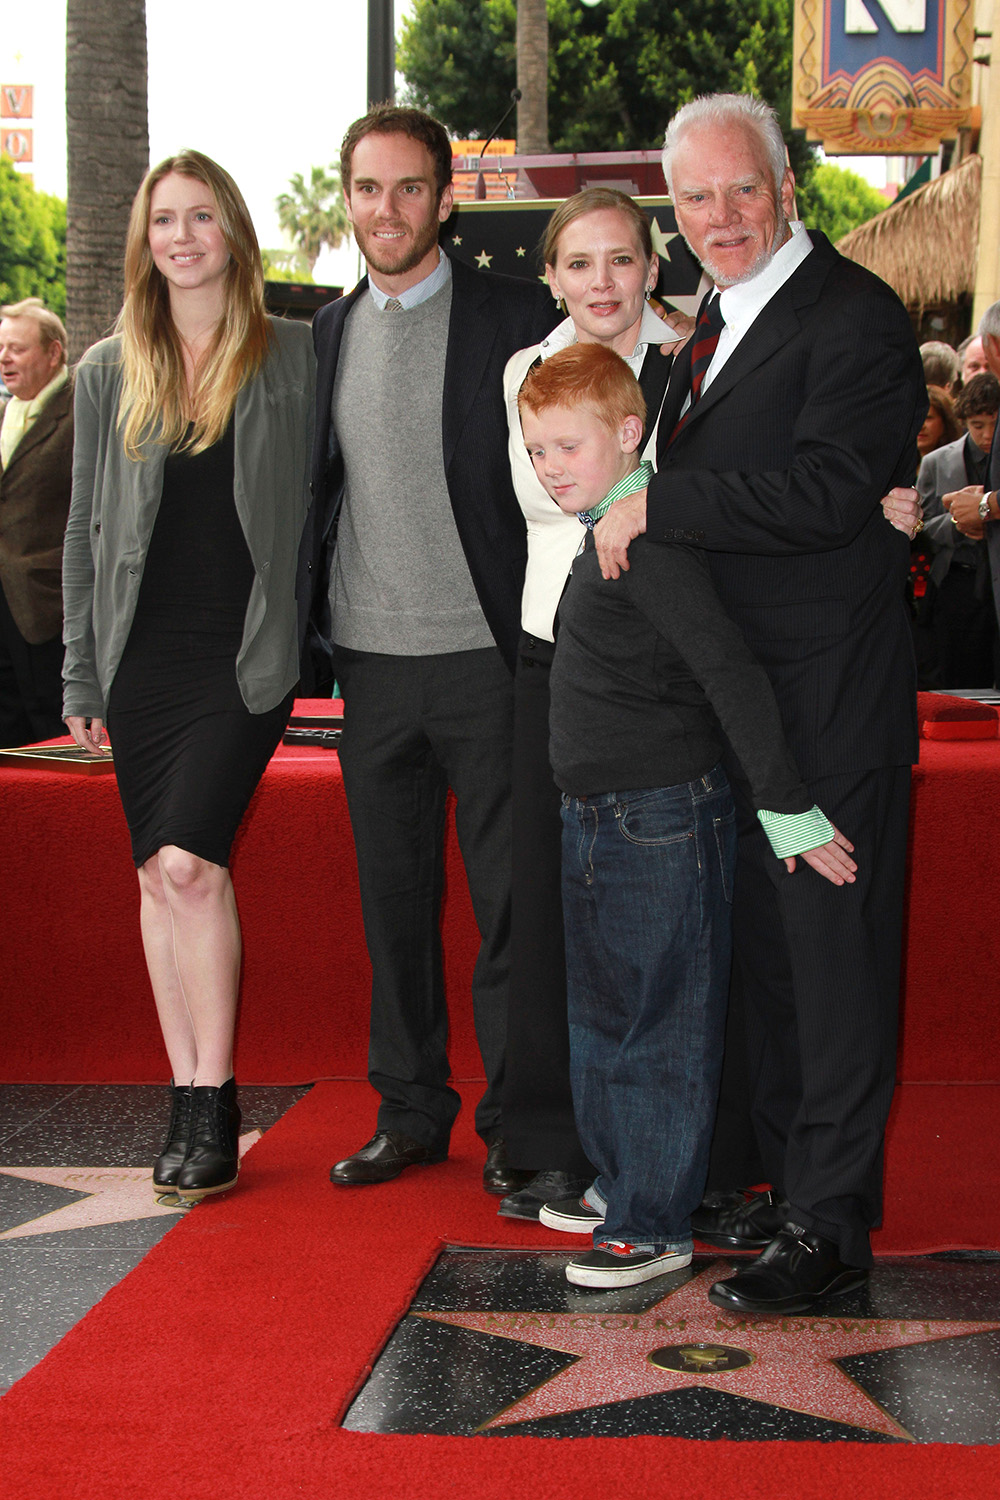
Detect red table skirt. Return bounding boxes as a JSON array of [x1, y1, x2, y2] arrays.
[[0, 703, 996, 1084]]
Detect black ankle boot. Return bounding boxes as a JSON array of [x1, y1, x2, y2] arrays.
[[152, 1081, 193, 1195], [175, 1077, 241, 1201]]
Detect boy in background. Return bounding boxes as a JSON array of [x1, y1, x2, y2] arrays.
[[517, 343, 856, 1292]]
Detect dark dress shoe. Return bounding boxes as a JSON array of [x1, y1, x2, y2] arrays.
[[483, 1137, 534, 1197], [330, 1130, 446, 1186], [498, 1169, 594, 1221], [691, 1188, 789, 1250], [708, 1225, 869, 1315]]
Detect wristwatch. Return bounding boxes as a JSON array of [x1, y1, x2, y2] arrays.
[[979, 492, 993, 521]]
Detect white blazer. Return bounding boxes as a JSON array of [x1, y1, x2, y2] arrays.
[[503, 304, 676, 641]]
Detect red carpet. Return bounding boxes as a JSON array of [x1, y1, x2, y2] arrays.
[[1, 1080, 997, 1499]]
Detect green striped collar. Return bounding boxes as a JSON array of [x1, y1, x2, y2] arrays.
[[580, 460, 653, 530]]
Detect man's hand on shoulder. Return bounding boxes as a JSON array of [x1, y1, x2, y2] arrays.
[[649, 301, 695, 356], [594, 490, 647, 579]]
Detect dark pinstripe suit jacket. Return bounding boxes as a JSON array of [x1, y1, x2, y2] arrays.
[[646, 232, 925, 782], [296, 254, 556, 684]]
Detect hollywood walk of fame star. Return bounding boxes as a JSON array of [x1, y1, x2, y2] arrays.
[[475, 249, 493, 269], [415, 1262, 1000, 1438], [0, 1132, 261, 1239]]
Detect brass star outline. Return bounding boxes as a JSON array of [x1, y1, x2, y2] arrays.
[[415, 1261, 1000, 1438]]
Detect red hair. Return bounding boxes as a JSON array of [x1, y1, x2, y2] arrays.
[[518, 343, 646, 433]]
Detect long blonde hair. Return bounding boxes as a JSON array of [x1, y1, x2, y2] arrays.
[[117, 150, 271, 459]]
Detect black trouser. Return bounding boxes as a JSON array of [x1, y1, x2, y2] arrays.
[[334, 644, 514, 1149], [0, 586, 65, 746], [711, 764, 912, 1269], [502, 633, 593, 1175]]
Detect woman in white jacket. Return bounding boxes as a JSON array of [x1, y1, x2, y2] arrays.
[[499, 189, 687, 1219]]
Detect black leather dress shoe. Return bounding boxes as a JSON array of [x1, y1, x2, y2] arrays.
[[690, 1188, 789, 1250], [498, 1169, 594, 1221], [329, 1130, 446, 1186], [483, 1137, 534, 1197], [708, 1225, 869, 1315]]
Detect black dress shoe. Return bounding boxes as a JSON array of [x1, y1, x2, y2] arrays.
[[482, 1137, 534, 1197], [498, 1169, 593, 1221], [708, 1224, 869, 1315], [691, 1188, 789, 1250], [329, 1130, 446, 1186]]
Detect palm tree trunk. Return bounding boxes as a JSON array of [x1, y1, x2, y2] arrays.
[[517, 0, 550, 154], [66, 0, 149, 361]]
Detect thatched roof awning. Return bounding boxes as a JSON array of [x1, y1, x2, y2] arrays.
[[837, 153, 980, 311]]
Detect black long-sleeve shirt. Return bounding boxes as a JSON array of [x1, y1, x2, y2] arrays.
[[550, 534, 813, 815]]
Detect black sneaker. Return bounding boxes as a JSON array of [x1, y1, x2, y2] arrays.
[[566, 1239, 693, 1288], [539, 1194, 605, 1234]]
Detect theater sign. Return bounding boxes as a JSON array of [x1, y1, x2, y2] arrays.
[[793, 0, 974, 152]]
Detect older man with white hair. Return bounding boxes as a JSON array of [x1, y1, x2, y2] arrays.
[[0, 297, 72, 743], [594, 93, 925, 1314]]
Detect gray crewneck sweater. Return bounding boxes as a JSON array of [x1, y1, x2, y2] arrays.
[[328, 282, 494, 655]]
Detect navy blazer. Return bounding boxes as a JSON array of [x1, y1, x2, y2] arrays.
[[297, 254, 556, 684], [645, 232, 925, 781]]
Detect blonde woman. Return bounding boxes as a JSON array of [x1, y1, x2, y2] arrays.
[[63, 151, 314, 1201]]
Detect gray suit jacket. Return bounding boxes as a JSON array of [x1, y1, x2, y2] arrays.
[[63, 317, 315, 719], [918, 435, 984, 587]]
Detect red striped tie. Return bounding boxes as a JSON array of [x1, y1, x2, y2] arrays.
[[668, 294, 724, 445]]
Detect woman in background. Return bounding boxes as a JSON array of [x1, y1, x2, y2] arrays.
[[63, 151, 314, 1203]]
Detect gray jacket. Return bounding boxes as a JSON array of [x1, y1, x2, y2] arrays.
[[63, 316, 315, 718], [918, 434, 985, 587]]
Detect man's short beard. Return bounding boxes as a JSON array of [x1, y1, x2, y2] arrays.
[[689, 208, 789, 289]]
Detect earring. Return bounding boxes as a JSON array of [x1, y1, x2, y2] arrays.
[[644, 286, 652, 300]]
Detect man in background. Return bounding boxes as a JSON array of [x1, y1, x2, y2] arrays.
[[0, 298, 72, 745]]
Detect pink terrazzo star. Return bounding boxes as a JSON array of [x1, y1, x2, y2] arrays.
[[416, 1261, 1000, 1438], [0, 1132, 261, 1239]]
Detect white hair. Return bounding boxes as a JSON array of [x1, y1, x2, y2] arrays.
[[978, 302, 1000, 343], [661, 93, 789, 198]]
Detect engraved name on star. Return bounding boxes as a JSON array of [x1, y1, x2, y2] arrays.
[[0, 1133, 261, 1238], [415, 1261, 1000, 1438]]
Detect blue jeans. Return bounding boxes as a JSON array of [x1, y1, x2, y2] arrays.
[[561, 768, 737, 1252]]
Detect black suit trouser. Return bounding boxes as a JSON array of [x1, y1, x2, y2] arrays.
[[501, 633, 593, 1175], [0, 585, 65, 745], [333, 645, 514, 1150], [722, 764, 911, 1269]]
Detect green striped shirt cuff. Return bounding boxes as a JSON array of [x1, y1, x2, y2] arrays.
[[757, 806, 836, 859]]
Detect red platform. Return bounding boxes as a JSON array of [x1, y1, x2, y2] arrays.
[[0, 701, 997, 1088]]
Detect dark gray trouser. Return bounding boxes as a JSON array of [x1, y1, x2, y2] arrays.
[[333, 644, 514, 1150]]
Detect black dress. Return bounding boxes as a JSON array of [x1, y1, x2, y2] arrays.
[[107, 420, 292, 869]]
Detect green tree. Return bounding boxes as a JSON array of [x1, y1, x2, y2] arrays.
[[398, 0, 814, 179], [794, 162, 888, 244], [261, 249, 314, 284], [275, 166, 348, 274], [0, 158, 67, 319]]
